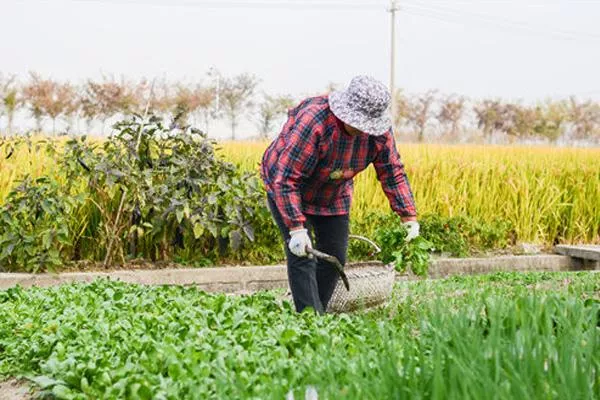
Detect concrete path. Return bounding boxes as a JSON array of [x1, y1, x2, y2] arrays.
[[0, 255, 583, 292], [555, 245, 600, 261]]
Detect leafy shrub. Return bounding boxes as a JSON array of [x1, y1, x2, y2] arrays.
[[0, 115, 265, 270], [420, 214, 515, 257], [0, 176, 82, 272], [419, 214, 470, 257], [67, 115, 266, 264]]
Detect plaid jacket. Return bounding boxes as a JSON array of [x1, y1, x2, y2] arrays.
[[260, 95, 417, 229]]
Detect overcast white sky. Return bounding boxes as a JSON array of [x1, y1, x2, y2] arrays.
[[2, 0, 600, 137]]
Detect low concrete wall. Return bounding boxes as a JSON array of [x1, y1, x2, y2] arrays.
[[0, 255, 588, 292], [428, 254, 574, 278], [0, 266, 288, 293]]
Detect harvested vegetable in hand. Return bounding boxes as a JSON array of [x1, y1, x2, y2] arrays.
[[375, 217, 434, 276]]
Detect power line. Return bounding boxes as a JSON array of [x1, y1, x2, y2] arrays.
[[403, 8, 600, 44], [411, 1, 600, 40], [402, 2, 600, 42], [50, 0, 600, 41], [25, 0, 600, 42], [58, 0, 388, 10], [404, 0, 598, 5]]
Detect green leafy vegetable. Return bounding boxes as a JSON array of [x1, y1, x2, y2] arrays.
[[374, 215, 434, 276], [2, 273, 597, 399]]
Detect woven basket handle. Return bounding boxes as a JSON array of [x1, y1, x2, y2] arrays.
[[349, 235, 381, 257]]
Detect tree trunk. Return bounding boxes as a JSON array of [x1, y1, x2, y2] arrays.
[[418, 127, 425, 142], [452, 121, 459, 139], [231, 118, 236, 140], [7, 112, 14, 136], [35, 116, 42, 134], [484, 126, 493, 143], [52, 118, 57, 136], [67, 115, 77, 135]]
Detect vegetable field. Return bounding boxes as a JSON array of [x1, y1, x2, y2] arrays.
[[1, 272, 598, 399]]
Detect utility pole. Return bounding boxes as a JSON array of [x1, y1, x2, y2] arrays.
[[389, 0, 400, 125]]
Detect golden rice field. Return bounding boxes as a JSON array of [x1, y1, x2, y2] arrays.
[[219, 142, 600, 244], [1, 140, 599, 245]]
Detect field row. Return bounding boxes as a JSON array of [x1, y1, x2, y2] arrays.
[[1, 272, 598, 399]]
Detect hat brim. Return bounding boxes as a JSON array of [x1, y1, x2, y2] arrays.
[[329, 91, 391, 136]]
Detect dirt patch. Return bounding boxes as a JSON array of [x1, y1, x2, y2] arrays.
[[0, 379, 32, 400], [60, 259, 187, 272], [46, 258, 257, 273]]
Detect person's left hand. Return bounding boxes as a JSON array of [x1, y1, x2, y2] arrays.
[[403, 221, 420, 242]]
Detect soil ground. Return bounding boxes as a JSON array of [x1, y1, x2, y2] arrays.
[[0, 379, 32, 400]]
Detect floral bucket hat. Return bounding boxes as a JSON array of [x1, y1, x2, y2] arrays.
[[329, 75, 392, 136]]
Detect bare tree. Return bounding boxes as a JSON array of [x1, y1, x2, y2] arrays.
[[126, 77, 171, 117], [47, 82, 76, 135], [0, 73, 21, 135], [78, 84, 99, 134], [23, 73, 75, 135], [256, 94, 294, 138], [473, 100, 534, 143], [437, 95, 466, 140], [194, 85, 217, 133], [172, 84, 197, 126], [506, 104, 537, 140], [172, 83, 216, 131], [22, 72, 49, 132], [63, 84, 81, 134], [567, 97, 600, 141], [392, 89, 410, 135], [144, 78, 173, 119], [531, 100, 568, 142], [80, 76, 137, 134], [406, 90, 437, 142], [114, 76, 140, 117], [474, 100, 504, 142], [220, 73, 259, 140]]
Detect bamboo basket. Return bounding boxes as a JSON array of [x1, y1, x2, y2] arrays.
[[308, 235, 396, 313], [326, 261, 395, 313]]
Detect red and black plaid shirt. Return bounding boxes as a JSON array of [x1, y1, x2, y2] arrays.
[[260, 95, 417, 229]]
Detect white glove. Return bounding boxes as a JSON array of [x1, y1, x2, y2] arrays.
[[403, 221, 420, 242], [288, 228, 312, 257]]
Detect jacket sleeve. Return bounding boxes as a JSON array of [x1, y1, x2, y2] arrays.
[[270, 109, 320, 229], [372, 131, 417, 218]]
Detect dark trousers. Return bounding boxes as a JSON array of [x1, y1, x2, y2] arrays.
[[267, 196, 349, 313]]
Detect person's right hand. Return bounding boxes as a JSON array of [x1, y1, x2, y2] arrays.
[[288, 228, 312, 257], [403, 221, 420, 242]]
